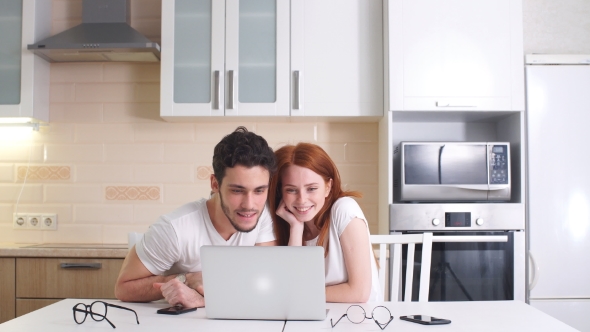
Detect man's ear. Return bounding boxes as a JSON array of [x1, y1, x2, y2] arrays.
[[210, 174, 220, 193], [325, 178, 333, 197]]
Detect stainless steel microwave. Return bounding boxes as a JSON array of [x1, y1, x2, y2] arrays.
[[394, 142, 511, 202]]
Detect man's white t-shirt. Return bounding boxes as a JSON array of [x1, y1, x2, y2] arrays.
[[306, 197, 381, 303], [136, 198, 275, 276]]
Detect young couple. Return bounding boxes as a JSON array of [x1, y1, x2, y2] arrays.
[[114, 126, 380, 308]]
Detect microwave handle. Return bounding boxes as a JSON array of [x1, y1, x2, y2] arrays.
[[434, 185, 490, 191]]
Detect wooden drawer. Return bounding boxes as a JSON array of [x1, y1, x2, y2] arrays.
[[16, 258, 124, 299]]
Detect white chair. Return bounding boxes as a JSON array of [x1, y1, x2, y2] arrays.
[[371, 233, 433, 302]]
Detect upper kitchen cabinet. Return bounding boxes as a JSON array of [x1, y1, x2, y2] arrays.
[[160, 0, 289, 119], [290, 0, 383, 117], [388, 0, 524, 112], [0, 0, 50, 122]]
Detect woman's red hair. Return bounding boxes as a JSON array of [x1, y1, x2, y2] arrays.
[[269, 143, 361, 254]]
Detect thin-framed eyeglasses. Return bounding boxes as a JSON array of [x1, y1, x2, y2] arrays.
[[331, 305, 393, 330], [72, 301, 140, 329]]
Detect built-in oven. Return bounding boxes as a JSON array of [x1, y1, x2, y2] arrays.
[[390, 203, 525, 302]]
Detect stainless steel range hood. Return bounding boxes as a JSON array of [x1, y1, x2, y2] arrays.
[[27, 0, 160, 63]]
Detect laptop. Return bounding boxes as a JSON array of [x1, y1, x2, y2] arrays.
[[200, 245, 326, 320]]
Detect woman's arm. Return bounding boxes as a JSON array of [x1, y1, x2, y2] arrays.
[[326, 217, 373, 303]]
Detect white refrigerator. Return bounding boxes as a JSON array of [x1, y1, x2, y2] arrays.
[[526, 54, 590, 332]]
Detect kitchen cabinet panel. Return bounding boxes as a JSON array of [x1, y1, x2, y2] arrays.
[[161, 0, 383, 119], [161, 0, 289, 118], [0, 258, 16, 324], [388, 0, 524, 112], [16, 299, 60, 318], [16, 258, 123, 299], [0, 0, 50, 122], [290, 0, 383, 117]]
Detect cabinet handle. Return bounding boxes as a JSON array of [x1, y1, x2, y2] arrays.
[[293, 70, 301, 109], [60, 263, 102, 269], [436, 101, 476, 108], [228, 70, 235, 109], [213, 70, 220, 110], [528, 251, 539, 290]]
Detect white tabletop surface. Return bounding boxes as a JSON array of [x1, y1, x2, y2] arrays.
[[0, 299, 579, 332], [285, 301, 580, 332], [0, 299, 285, 332]]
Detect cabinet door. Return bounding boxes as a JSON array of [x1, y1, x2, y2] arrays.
[[389, 0, 524, 111], [0, 0, 49, 121], [225, 0, 289, 116], [161, 0, 225, 117], [0, 258, 15, 324], [0, 1, 22, 107], [291, 0, 384, 117]]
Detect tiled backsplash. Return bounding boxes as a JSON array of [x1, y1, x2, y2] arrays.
[[0, 0, 379, 244]]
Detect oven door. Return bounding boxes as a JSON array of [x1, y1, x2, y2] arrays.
[[399, 231, 525, 301]]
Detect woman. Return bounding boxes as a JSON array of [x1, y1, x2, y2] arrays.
[[269, 143, 380, 303]]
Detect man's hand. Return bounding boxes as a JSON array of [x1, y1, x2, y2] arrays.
[[153, 279, 205, 308]]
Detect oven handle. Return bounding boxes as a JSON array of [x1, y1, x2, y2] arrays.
[[528, 250, 539, 290], [432, 235, 508, 243]]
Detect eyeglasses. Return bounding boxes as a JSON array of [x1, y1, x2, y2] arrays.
[[331, 305, 393, 330], [72, 301, 140, 329]]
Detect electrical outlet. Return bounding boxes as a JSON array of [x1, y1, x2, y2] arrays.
[[41, 214, 57, 230], [13, 213, 27, 229], [27, 215, 41, 229]]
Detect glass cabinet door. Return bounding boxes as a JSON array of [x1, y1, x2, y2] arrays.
[[225, 0, 288, 116], [161, 0, 225, 117], [0, 0, 22, 105]]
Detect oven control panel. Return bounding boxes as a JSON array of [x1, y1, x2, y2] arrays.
[[445, 212, 471, 227], [390, 203, 525, 231]]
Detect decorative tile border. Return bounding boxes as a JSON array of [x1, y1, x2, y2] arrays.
[[105, 186, 161, 200], [197, 166, 213, 180], [17, 166, 71, 180]]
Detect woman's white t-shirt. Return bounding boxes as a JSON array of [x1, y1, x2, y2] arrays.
[[305, 197, 381, 302]]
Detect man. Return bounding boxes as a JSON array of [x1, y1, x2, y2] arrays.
[[114, 127, 277, 308]]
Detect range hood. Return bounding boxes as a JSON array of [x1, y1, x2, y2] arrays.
[[27, 0, 160, 62]]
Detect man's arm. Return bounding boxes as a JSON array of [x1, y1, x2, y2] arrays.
[[115, 247, 206, 307], [114, 246, 175, 302]]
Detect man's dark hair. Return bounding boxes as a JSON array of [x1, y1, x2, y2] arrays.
[[212, 126, 277, 184]]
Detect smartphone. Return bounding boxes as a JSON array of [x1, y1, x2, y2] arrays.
[[157, 305, 198, 315], [400, 315, 451, 325]]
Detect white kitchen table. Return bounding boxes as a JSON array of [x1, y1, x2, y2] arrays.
[[285, 301, 580, 332], [0, 299, 285, 332], [0, 299, 579, 332]]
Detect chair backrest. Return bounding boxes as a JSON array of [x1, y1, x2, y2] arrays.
[[370, 233, 433, 302]]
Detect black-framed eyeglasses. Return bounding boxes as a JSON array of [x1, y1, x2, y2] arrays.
[[72, 301, 140, 329], [331, 305, 393, 330]]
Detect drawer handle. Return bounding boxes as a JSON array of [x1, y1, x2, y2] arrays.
[[60, 263, 102, 269], [436, 101, 476, 108]]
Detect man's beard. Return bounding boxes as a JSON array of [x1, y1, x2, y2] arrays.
[[218, 191, 259, 233]]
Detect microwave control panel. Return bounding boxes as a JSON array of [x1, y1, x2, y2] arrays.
[[489, 144, 509, 184]]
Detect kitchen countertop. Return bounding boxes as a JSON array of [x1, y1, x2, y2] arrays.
[[0, 243, 129, 258]]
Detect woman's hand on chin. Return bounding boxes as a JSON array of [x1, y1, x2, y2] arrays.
[[277, 199, 303, 227]]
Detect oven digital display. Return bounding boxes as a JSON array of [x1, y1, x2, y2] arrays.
[[445, 212, 471, 227]]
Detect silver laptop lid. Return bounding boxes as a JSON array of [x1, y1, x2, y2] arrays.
[[201, 246, 326, 320]]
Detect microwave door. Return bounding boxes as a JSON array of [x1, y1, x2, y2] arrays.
[[440, 144, 488, 185], [404, 144, 443, 184]]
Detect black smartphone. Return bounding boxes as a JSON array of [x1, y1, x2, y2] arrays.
[[157, 305, 198, 315], [400, 315, 451, 325]]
